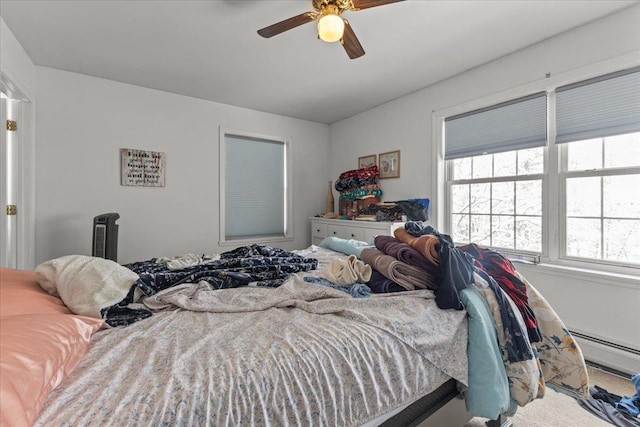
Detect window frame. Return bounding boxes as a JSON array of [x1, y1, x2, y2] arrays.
[[433, 53, 640, 276], [446, 153, 547, 261], [558, 141, 640, 271], [218, 126, 293, 247]]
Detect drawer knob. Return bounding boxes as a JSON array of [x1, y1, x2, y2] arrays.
[[316, 229, 320, 232]]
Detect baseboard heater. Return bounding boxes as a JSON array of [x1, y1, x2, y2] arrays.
[[570, 330, 640, 375]]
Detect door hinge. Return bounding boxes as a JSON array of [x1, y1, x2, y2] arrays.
[[6, 205, 17, 215], [6, 120, 17, 131]]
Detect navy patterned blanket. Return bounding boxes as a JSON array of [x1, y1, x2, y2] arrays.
[[102, 244, 318, 327]]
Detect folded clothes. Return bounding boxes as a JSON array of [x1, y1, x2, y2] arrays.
[[339, 188, 383, 200], [303, 276, 371, 298], [338, 165, 379, 180], [335, 176, 380, 192], [366, 270, 406, 293], [318, 254, 372, 285], [394, 228, 440, 266], [374, 235, 436, 273], [360, 248, 436, 291]]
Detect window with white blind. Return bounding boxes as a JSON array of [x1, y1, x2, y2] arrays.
[[442, 65, 640, 271], [556, 67, 640, 267], [445, 94, 547, 262], [219, 128, 292, 246], [561, 133, 640, 265]]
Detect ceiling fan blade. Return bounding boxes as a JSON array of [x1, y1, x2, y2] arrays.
[[341, 21, 365, 60], [257, 12, 317, 38], [350, 0, 404, 11]]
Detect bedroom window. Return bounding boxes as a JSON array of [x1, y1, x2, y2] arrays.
[[449, 148, 544, 254], [556, 67, 640, 267], [560, 133, 640, 265], [219, 128, 293, 246], [444, 93, 547, 262], [441, 64, 640, 271]]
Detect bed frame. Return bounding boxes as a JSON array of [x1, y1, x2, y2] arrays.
[[382, 379, 512, 427]]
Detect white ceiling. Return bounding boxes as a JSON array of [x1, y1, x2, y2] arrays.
[[1, 0, 637, 124]]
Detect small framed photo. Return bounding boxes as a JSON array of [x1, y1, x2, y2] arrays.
[[378, 150, 400, 179], [358, 154, 377, 169]]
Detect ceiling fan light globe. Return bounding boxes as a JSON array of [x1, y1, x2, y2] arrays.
[[317, 14, 344, 43]]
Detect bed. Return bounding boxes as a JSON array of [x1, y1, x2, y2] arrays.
[[0, 226, 590, 427]]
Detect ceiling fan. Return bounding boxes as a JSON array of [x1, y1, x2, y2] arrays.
[[257, 0, 405, 60]]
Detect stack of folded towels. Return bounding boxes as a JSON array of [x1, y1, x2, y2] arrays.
[[312, 223, 443, 295], [360, 228, 440, 293]]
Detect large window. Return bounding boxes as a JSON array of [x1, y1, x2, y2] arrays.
[[449, 147, 543, 254], [561, 133, 640, 265], [443, 65, 640, 271], [219, 128, 292, 246], [445, 93, 547, 261]]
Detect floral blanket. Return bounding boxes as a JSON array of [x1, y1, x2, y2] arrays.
[[521, 272, 590, 399]]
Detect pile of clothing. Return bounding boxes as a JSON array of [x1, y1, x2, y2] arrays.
[[305, 254, 373, 298], [103, 244, 319, 326], [361, 234, 438, 292], [319, 221, 540, 344], [317, 221, 591, 415], [357, 202, 405, 221], [579, 374, 640, 427], [334, 165, 382, 218], [355, 223, 540, 358]]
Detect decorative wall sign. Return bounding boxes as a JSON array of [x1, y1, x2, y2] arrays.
[[378, 150, 400, 179], [120, 148, 165, 187]]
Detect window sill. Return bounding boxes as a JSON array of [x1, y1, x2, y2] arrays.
[[513, 260, 640, 289], [218, 235, 294, 247]]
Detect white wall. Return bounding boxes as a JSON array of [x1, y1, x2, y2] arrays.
[[330, 5, 640, 369], [1, 17, 35, 100], [35, 67, 330, 265]]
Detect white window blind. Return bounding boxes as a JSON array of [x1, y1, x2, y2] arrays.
[[225, 135, 285, 239], [444, 92, 547, 160], [556, 66, 640, 144]]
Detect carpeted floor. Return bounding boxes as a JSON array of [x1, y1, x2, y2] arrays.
[[464, 365, 637, 427]]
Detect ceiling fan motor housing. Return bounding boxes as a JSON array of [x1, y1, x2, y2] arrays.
[[312, 0, 355, 14]]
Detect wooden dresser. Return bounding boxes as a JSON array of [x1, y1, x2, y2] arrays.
[[310, 217, 404, 246]]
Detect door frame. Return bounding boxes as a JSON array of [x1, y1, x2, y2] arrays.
[[0, 71, 35, 269]]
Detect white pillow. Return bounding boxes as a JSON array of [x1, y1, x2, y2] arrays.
[[35, 255, 139, 319]]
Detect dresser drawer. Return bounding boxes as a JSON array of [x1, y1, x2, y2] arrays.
[[344, 227, 365, 241], [310, 218, 405, 247], [327, 224, 346, 238], [363, 227, 382, 244], [312, 222, 327, 239]]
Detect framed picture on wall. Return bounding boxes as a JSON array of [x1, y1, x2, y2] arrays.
[[379, 150, 400, 179], [358, 154, 377, 169]]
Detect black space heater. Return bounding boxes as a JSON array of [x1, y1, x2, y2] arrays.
[[92, 213, 120, 262]]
